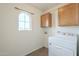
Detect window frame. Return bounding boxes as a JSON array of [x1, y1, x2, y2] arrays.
[[18, 11, 32, 31]]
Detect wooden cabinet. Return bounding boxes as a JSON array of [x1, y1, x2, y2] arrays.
[[58, 4, 79, 26], [77, 4, 79, 25], [41, 13, 52, 27]]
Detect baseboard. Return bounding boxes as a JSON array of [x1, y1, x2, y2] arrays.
[[43, 45, 48, 48], [42, 47, 48, 49], [25, 46, 43, 56]]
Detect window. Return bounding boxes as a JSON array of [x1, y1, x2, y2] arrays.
[[18, 11, 32, 31]]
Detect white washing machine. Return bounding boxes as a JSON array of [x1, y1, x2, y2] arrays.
[[48, 33, 77, 56]]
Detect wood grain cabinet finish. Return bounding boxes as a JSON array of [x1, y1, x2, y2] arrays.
[[77, 4, 79, 25], [41, 13, 52, 27], [58, 4, 79, 26]]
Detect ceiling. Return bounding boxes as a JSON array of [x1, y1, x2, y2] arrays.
[[28, 3, 63, 12]]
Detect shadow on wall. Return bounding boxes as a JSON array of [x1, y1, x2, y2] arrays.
[[77, 35, 79, 56]]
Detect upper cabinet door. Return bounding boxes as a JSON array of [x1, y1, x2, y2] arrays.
[[41, 13, 52, 28], [41, 14, 46, 27], [58, 4, 79, 26], [77, 4, 79, 25]]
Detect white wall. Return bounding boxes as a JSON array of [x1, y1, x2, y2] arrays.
[[42, 4, 79, 48], [0, 6, 4, 54], [0, 4, 43, 56]]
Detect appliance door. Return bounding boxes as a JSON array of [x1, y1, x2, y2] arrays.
[[52, 45, 74, 56], [48, 36, 76, 56]]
